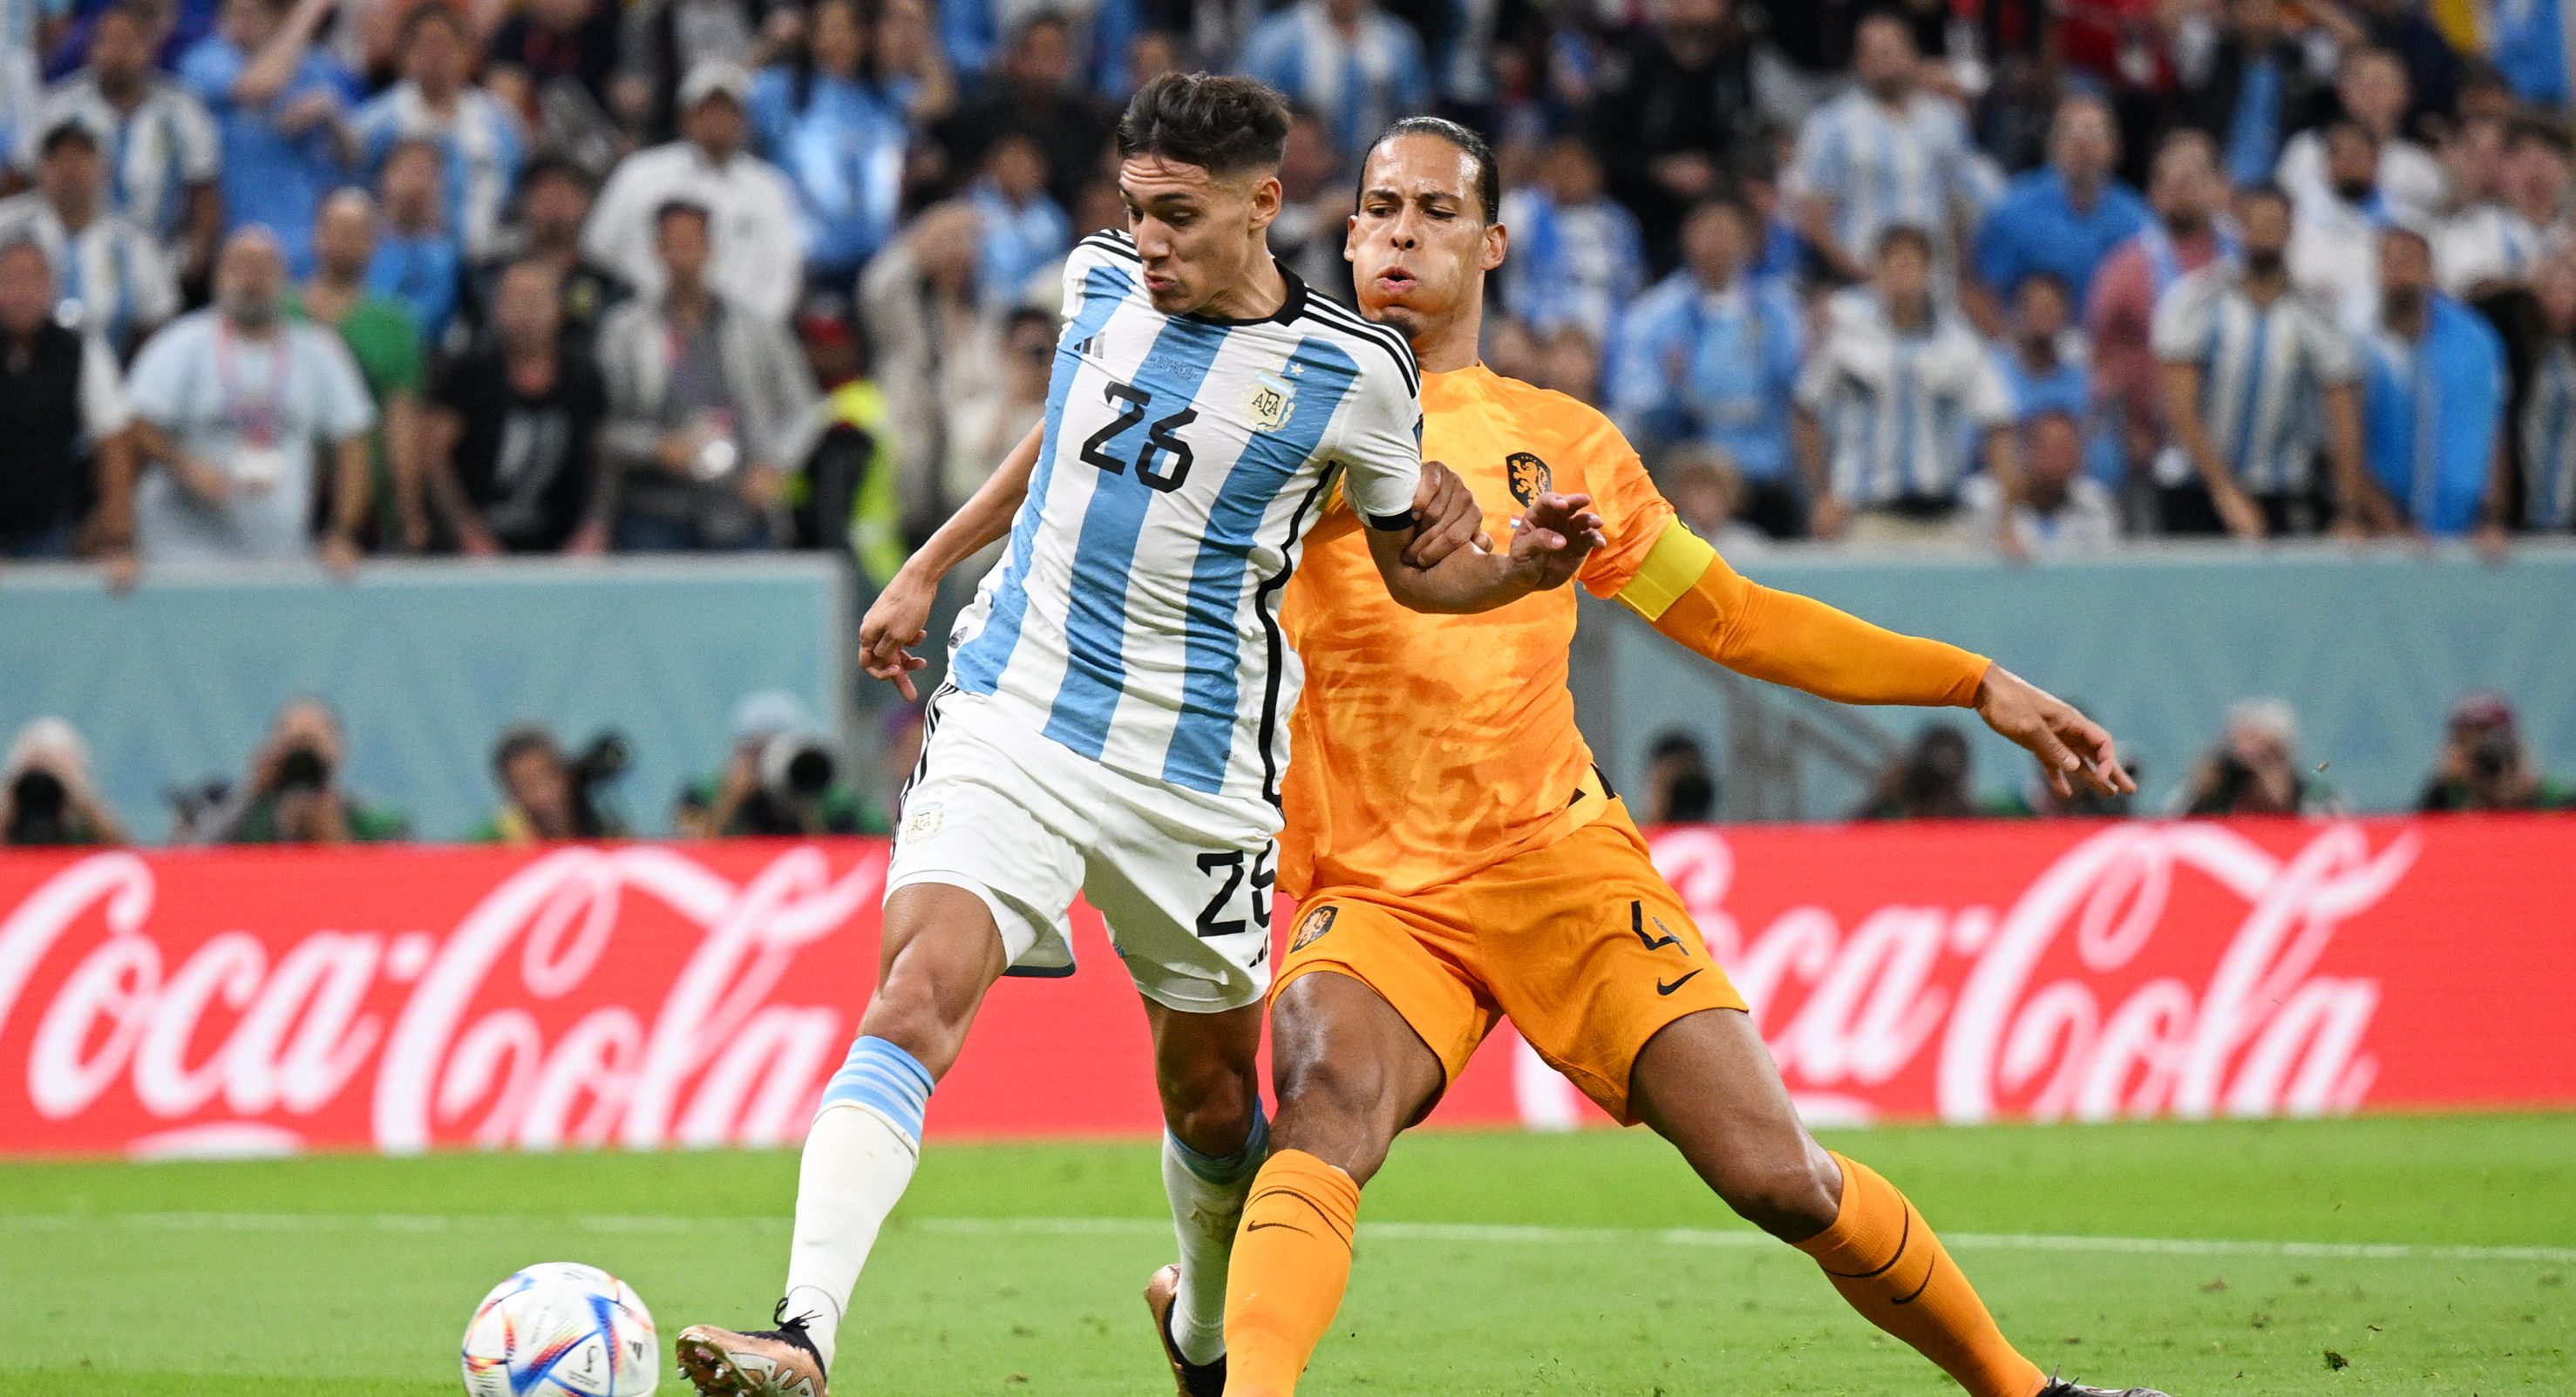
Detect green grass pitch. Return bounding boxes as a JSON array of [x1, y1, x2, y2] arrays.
[[3, 1113, 2570, 1395]]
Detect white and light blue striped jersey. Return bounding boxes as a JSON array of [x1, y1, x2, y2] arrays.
[[19, 73, 221, 244], [2519, 341, 2576, 530], [1793, 288, 2010, 505], [2151, 263, 2356, 494], [948, 229, 1423, 807], [1789, 88, 1978, 262]]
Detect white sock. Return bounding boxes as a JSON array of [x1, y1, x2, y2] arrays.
[[1160, 1107, 1268, 1366], [782, 1037, 935, 1371]]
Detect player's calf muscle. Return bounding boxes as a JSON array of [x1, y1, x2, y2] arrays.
[[1629, 1009, 1841, 1241]]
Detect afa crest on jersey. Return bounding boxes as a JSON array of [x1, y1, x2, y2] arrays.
[[1247, 373, 1297, 432], [1506, 451, 1552, 505]]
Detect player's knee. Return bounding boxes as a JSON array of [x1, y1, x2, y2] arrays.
[[1270, 1058, 1400, 1181], [1721, 1142, 1843, 1242]]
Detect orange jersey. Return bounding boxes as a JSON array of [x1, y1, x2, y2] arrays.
[[1278, 363, 1670, 900]]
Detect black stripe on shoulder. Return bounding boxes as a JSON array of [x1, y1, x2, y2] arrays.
[[1077, 231, 1141, 262], [1299, 295, 1418, 396]]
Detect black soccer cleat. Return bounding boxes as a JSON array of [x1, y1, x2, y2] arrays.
[[674, 1299, 832, 1397], [1143, 1263, 1227, 1397], [2038, 1373, 2173, 1397]]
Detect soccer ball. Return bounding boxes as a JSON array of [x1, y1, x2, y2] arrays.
[[460, 1261, 660, 1396]]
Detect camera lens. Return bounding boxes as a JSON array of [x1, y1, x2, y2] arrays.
[[10, 770, 67, 822], [276, 748, 332, 792], [784, 746, 834, 798]]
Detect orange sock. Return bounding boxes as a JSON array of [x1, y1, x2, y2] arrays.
[[1794, 1152, 2046, 1397], [1220, 1149, 1361, 1397]]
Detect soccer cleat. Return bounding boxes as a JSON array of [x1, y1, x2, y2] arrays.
[[674, 1299, 830, 1397], [2038, 1373, 2173, 1397], [1143, 1263, 1227, 1397]]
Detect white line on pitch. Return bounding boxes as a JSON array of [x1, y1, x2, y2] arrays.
[[3, 1211, 2570, 1265]]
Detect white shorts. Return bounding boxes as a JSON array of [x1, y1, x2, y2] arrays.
[[886, 688, 1277, 1013]]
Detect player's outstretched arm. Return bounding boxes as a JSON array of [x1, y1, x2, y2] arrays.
[[1365, 487, 1606, 614], [1620, 518, 2132, 797], [859, 421, 1045, 702]]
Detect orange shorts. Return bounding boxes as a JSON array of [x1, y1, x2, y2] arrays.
[[1274, 802, 1746, 1124]]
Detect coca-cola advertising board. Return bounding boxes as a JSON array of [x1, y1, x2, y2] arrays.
[[1, 817, 2569, 1159]]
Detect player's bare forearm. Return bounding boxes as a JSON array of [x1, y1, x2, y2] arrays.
[[859, 422, 1047, 702], [1366, 492, 1602, 614]]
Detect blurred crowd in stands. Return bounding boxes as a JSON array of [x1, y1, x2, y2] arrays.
[[6, 0, 2576, 577]]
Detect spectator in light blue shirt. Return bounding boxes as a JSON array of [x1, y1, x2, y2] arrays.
[[751, 0, 913, 288], [179, 0, 355, 278], [2360, 225, 2507, 538], [350, 5, 524, 261], [1608, 198, 1806, 538], [1974, 91, 2150, 309], [368, 138, 462, 345], [1241, 0, 1429, 164], [1989, 274, 2090, 424], [1987, 271, 2124, 488], [1497, 135, 1645, 342], [967, 132, 1069, 309]]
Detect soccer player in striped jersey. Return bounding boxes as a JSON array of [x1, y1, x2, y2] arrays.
[[673, 75, 1602, 1397], [1212, 117, 2163, 1397]]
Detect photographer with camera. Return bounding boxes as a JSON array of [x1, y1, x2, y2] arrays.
[[1851, 722, 1981, 820], [2183, 697, 2341, 817], [201, 699, 411, 844], [676, 691, 877, 838], [2417, 692, 2573, 812], [473, 725, 634, 844], [2, 718, 130, 846]]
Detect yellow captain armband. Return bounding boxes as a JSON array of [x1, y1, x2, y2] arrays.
[[1612, 517, 1719, 622]]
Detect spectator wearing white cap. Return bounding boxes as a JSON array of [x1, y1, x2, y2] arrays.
[[2, 717, 130, 847], [583, 59, 806, 325], [2182, 696, 2341, 817]]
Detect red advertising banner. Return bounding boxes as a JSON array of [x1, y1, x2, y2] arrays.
[[0, 817, 2569, 1158]]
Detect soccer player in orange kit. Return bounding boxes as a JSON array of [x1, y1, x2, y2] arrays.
[[1213, 118, 2165, 1397]]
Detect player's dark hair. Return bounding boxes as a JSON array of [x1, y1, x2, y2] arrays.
[[1114, 73, 1291, 180], [1362, 115, 1502, 224]]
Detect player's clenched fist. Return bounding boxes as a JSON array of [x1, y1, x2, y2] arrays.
[[1404, 460, 1492, 568]]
